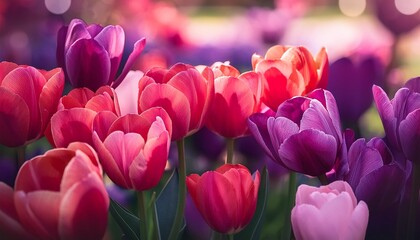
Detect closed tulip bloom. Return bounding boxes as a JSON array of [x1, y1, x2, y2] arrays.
[[292, 181, 369, 240], [93, 110, 171, 191], [186, 164, 260, 234], [138, 63, 214, 141], [0, 142, 109, 240], [252, 45, 328, 111], [0, 61, 64, 147], [248, 88, 346, 177], [205, 62, 262, 138], [57, 18, 145, 91], [373, 77, 420, 163], [344, 137, 405, 238]]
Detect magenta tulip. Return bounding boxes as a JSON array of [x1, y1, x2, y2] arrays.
[[0, 61, 64, 147], [205, 62, 263, 138], [138, 63, 214, 140], [292, 181, 369, 240], [93, 109, 171, 191], [57, 18, 145, 90], [186, 164, 260, 234], [0, 142, 109, 240]]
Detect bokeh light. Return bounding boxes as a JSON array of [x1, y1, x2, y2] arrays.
[[395, 0, 420, 15], [339, 0, 366, 17], [44, 0, 71, 14]]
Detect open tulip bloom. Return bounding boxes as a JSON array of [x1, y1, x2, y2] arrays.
[[4, 14, 420, 239]]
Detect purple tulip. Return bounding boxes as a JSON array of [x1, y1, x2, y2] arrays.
[[327, 56, 384, 125], [344, 137, 406, 238], [371, 0, 420, 36], [373, 77, 420, 164], [57, 18, 146, 91], [248, 88, 347, 177]]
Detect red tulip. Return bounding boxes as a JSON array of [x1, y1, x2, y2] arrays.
[[92, 108, 171, 191], [186, 164, 260, 234], [138, 63, 214, 141], [205, 62, 263, 138], [252, 45, 328, 111], [0, 142, 109, 240], [47, 86, 121, 148], [0, 61, 64, 147]]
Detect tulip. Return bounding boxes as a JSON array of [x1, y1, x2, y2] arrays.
[[205, 62, 262, 138], [47, 86, 121, 148], [186, 164, 260, 234], [291, 181, 369, 240], [0, 142, 109, 240], [252, 45, 328, 111], [57, 18, 145, 91], [373, 77, 420, 163], [344, 137, 405, 238], [248, 88, 347, 177], [138, 63, 214, 141], [327, 56, 384, 127], [0, 61, 64, 147], [92, 110, 171, 191]]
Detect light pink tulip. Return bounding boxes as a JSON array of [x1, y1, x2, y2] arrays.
[[291, 181, 369, 240], [0, 142, 109, 240]]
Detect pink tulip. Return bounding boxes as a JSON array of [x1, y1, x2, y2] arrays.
[[292, 181, 369, 240], [205, 62, 263, 138], [252, 45, 328, 111], [138, 63, 214, 141], [186, 164, 260, 234], [92, 108, 171, 191], [0, 61, 64, 147], [0, 142, 109, 240], [47, 86, 121, 148]]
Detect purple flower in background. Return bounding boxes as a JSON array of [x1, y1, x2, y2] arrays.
[[57, 18, 146, 91], [373, 77, 420, 164], [371, 0, 420, 36], [344, 137, 406, 238], [248, 89, 347, 177], [327, 56, 384, 127]]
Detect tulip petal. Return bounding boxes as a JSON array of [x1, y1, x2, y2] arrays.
[[139, 83, 190, 141], [59, 173, 109, 240], [50, 108, 97, 147], [93, 111, 118, 141], [292, 204, 335, 240], [113, 38, 146, 88], [248, 113, 278, 162], [66, 39, 111, 90], [0, 88, 30, 147], [346, 201, 369, 240], [115, 70, 143, 115], [279, 129, 337, 176], [0, 61, 18, 84], [399, 109, 420, 163], [267, 116, 299, 158]]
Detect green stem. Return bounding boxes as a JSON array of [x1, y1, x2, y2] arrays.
[[282, 172, 297, 240], [228, 234, 234, 240], [407, 163, 420, 239], [168, 139, 187, 240], [211, 231, 223, 240], [226, 138, 235, 165], [150, 191, 159, 240], [317, 174, 329, 186], [137, 191, 148, 240], [16, 145, 26, 168]]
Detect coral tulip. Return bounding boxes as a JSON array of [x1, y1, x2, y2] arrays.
[[57, 18, 145, 90], [138, 63, 214, 141], [92, 110, 171, 191], [248, 88, 347, 177], [292, 181, 369, 240], [205, 62, 262, 138], [0, 61, 64, 147], [186, 164, 260, 234], [0, 142, 109, 240], [252, 45, 328, 111]]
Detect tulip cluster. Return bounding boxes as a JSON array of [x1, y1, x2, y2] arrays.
[[2, 16, 420, 240]]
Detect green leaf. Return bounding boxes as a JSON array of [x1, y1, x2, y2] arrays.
[[155, 169, 179, 240], [235, 166, 269, 240], [109, 198, 141, 240]]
